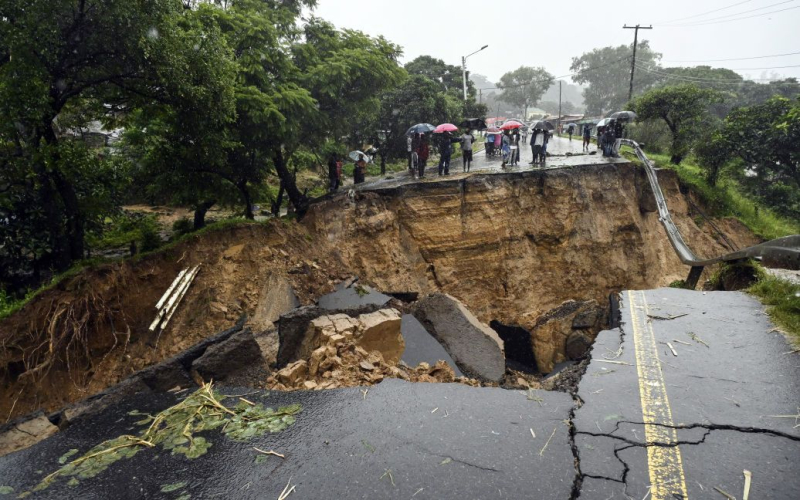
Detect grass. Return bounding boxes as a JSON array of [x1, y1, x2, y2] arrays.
[[643, 152, 800, 241], [749, 276, 800, 346]]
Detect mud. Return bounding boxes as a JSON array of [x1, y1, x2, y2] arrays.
[[0, 163, 760, 420]]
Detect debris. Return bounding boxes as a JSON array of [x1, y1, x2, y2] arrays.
[[380, 469, 395, 487], [595, 360, 633, 366], [161, 482, 188, 493], [278, 479, 296, 500], [539, 427, 557, 457], [412, 488, 424, 497], [783, 349, 800, 355], [254, 448, 285, 459], [439, 458, 452, 465], [592, 369, 617, 377], [149, 266, 201, 334], [673, 340, 692, 346], [647, 313, 688, 321], [361, 440, 375, 453], [743, 470, 752, 500], [766, 407, 800, 427], [714, 486, 736, 500], [530, 428, 536, 439], [359, 361, 375, 372], [527, 389, 544, 406], [688, 332, 710, 348], [667, 343, 678, 357], [602, 347, 624, 360], [361, 388, 369, 400], [431, 407, 439, 414]]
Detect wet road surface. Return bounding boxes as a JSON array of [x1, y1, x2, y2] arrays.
[[2, 289, 798, 499]]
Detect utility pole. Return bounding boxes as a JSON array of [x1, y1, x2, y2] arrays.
[[462, 45, 489, 104], [557, 80, 562, 134], [623, 24, 652, 103]]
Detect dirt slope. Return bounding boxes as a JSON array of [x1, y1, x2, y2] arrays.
[[0, 163, 758, 420]]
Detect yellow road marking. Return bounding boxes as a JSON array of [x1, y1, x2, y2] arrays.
[[628, 290, 689, 500]]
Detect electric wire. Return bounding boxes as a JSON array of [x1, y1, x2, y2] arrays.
[[654, 0, 753, 25], [657, 4, 800, 27], [657, 0, 794, 26]]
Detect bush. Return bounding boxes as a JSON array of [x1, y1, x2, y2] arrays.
[[172, 217, 194, 237], [140, 223, 162, 252], [749, 276, 800, 345]]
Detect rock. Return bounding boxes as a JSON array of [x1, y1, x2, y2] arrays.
[[328, 334, 346, 346], [572, 309, 600, 330], [210, 301, 228, 314], [275, 304, 387, 368], [223, 243, 246, 259], [192, 329, 268, 385], [303, 380, 318, 390], [411, 294, 505, 383], [359, 361, 375, 372], [320, 356, 342, 372], [565, 332, 593, 361], [0, 413, 59, 457], [357, 309, 405, 364], [277, 360, 308, 386], [528, 300, 603, 374], [249, 272, 300, 332], [309, 346, 328, 376]]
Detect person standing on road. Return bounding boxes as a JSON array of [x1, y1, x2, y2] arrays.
[[613, 119, 624, 158], [407, 135, 414, 172], [601, 125, 615, 157], [416, 133, 429, 178], [509, 129, 521, 166], [438, 131, 456, 176], [460, 130, 475, 172], [328, 153, 341, 192], [567, 124, 574, 142], [354, 153, 367, 184], [582, 125, 592, 152], [529, 129, 545, 165]]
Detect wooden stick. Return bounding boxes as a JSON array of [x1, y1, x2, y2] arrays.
[[743, 470, 752, 500], [667, 343, 678, 357], [254, 447, 285, 459]]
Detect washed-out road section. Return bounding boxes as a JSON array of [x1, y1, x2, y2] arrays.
[[2, 288, 798, 499]]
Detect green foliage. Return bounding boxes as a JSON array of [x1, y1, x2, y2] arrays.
[[669, 280, 687, 289], [570, 41, 661, 115], [749, 276, 800, 346], [172, 218, 194, 237], [496, 66, 554, 112], [647, 152, 800, 240], [161, 482, 188, 493], [707, 260, 765, 291], [31, 383, 301, 493], [631, 84, 724, 164], [88, 214, 161, 251]]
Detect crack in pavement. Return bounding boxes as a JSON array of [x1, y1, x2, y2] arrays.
[[577, 419, 800, 444]]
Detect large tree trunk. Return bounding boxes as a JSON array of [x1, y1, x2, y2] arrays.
[[237, 181, 255, 220], [273, 149, 309, 216], [193, 200, 216, 230]]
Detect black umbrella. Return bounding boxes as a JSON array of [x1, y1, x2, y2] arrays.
[[459, 118, 488, 130], [406, 123, 436, 136], [610, 111, 637, 121], [530, 120, 555, 131]]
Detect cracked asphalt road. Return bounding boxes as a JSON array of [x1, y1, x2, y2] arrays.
[[2, 288, 798, 499], [574, 288, 800, 499]]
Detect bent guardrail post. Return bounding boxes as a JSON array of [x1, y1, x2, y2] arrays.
[[620, 139, 800, 289]]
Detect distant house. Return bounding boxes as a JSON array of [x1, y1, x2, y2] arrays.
[[57, 120, 123, 149]]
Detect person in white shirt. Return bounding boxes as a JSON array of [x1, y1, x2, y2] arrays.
[[460, 131, 475, 172]]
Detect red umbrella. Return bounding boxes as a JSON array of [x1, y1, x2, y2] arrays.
[[500, 120, 523, 130], [434, 123, 458, 133]]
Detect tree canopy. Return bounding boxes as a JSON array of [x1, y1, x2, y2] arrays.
[[496, 66, 554, 116]]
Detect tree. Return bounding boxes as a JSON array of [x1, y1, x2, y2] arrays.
[[0, 0, 232, 279], [496, 67, 554, 118], [406, 55, 486, 120], [714, 96, 800, 218], [631, 84, 723, 164], [571, 41, 661, 115]]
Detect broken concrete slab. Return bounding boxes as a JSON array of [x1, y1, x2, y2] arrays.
[[411, 294, 505, 382], [0, 379, 576, 499], [0, 413, 58, 457], [400, 315, 463, 377], [527, 299, 604, 374], [191, 328, 269, 385]]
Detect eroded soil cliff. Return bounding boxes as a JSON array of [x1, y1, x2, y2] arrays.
[[0, 163, 758, 419]]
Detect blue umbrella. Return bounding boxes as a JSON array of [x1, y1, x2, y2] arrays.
[[405, 123, 436, 136]]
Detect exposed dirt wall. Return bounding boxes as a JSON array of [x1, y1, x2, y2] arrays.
[[0, 163, 758, 420]]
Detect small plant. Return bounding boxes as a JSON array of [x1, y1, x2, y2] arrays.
[[172, 217, 193, 237], [668, 280, 687, 289], [749, 276, 800, 345], [139, 224, 162, 252]]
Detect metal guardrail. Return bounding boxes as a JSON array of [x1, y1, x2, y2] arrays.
[[621, 139, 800, 286]]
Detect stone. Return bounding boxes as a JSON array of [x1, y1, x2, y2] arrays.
[[309, 347, 328, 376], [328, 334, 346, 346], [359, 361, 375, 372], [250, 273, 300, 333], [277, 360, 308, 386], [356, 309, 405, 364], [192, 329, 268, 384], [572, 309, 600, 330], [320, 356, 342, 372], [303, 380, 318, 390], [565, 332, 593, 361], [223, 243, 246, 259], [529, 300, 602, 374], [411, 294, 505, 382], [0, 414, 59, 457]]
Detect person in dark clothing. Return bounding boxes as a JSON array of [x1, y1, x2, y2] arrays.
[[354, 153, 367, 184], [529, 129, 545, 165], [601, 125, 616, 157], [509, 129, 521, 166], [582, 125, 592, 152], [416, 133, 429, 178], [613, 120, 625, 157], [438, 132, 457, 176], [328, 153, 340, 192]]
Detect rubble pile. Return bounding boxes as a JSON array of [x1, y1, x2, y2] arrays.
[[267, 309, 480, 391]]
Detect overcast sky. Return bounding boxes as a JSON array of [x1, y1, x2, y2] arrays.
[[310, 0, 800, 84]]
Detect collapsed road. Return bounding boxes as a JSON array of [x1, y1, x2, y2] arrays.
[[1, 287, 798, 499]]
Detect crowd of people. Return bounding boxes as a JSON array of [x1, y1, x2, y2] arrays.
[[327, 118, 628, 192]]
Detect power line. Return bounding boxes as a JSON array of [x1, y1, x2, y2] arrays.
[[662, 50, 800, 63], [725, 64, 800, 70], [659, 0, 794, 26], [655, 0, 753, 25], [635, 64, 800, 84], [659, 4, 800, 27]]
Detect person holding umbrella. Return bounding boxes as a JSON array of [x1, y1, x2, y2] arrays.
[[529, 128, 546, 165], [433, 123, 460, 176], [582, 124, 592, 152]]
